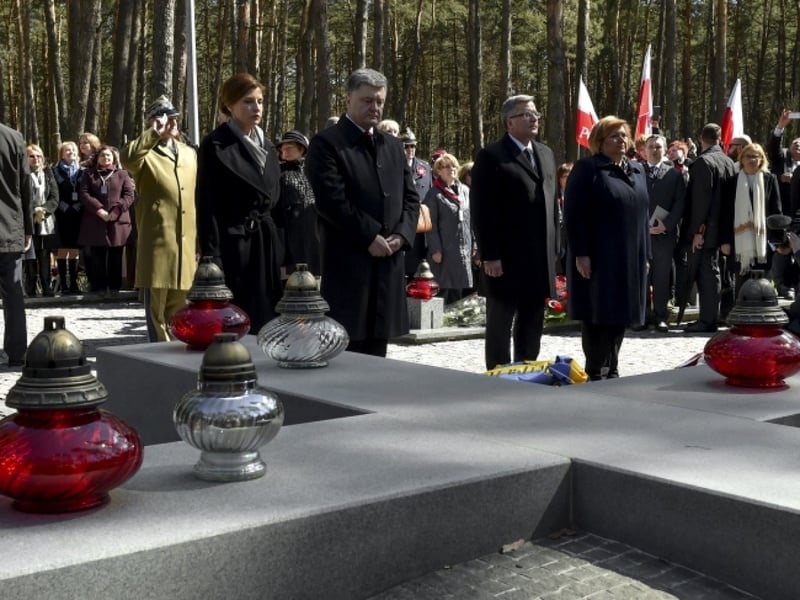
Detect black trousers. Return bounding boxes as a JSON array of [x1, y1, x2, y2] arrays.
[[581, 322, 626, 379], [693, 247, 722, 326], [648, 234, 676, 322], [0, 253, 27, 362], [484, 295, 545, 370], [347, 338, 388, 358], [89, 246, 124, 292]]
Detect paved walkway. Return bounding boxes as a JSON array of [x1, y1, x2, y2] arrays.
[[1, 298, 757, 598], [371, 533, 756, 599]]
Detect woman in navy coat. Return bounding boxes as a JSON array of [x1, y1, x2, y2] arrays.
[[564, 116, 651, 380], [197, 73, 284, 333]]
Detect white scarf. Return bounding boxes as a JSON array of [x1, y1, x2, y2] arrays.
[[733, 171, 766, 274], [30, 169, 45, 206]]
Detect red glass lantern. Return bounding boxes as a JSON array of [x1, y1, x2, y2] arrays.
[[0, 317, 143, 513], [169, 257, 250, 350], [704, 277, 800, 388], [406, 259, 441, 301]]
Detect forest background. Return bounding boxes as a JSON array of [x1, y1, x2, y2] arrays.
[[4, 0, 800, 168]]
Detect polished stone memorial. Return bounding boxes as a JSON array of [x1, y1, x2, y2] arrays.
[[2, 337, 800, 599]]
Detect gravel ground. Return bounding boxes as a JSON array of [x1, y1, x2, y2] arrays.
[[0, 300, 714, 416]]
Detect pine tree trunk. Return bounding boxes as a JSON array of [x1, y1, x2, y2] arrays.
[[467, 0, 483, 157], [108, 0, 137, 146], [546, 0, 565, 164], [44, 0, 67, 146], [152, 0, 176, 98]]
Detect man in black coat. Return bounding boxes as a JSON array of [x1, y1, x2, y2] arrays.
[[644, 134, 686, 332], [680, 123, 737, 333], [471, 95, 559, 370], [0, 121, 32, 366], [305, 68, 419, 357]]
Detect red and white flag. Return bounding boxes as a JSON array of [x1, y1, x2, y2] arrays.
[[720, 79, 743, 150], [576, 76, 598, 150], [635, 45, 653, 139]]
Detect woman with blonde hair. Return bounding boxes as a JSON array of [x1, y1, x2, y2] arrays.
[[78, 132, 101, 165], [377, 119, 400, 137], [52, 141, 84, 294], [720, 142, 781, 298], [564, 116, 650, 380], [424, 152, 474, 304], [24, 144, 59, 296]]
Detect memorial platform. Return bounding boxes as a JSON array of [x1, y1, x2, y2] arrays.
[[2, 337, 800, 599]]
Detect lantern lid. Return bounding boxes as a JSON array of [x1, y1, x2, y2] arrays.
[[199, 333, 257, 382], [726, 276, 788, 325], [187, 257, 234, 301], [413, 259, 435, 280], [275, 264, 329, 314], [6, 316, 108, 410]]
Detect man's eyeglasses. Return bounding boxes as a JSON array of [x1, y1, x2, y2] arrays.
[[510, 111, 541, 121]]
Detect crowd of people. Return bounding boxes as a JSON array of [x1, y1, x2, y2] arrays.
[[4, 68, 800, 379]]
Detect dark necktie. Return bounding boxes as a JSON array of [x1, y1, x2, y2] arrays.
[[365, 130, 375, 148], [524, 148, 539, 177]]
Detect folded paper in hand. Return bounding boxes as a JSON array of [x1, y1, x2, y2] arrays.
[[649, 205, 670, 227]]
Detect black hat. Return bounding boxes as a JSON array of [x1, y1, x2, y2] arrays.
[[399, 128, 417, 145], [145, 95, 180, 121], [276, 130, 309, 152]]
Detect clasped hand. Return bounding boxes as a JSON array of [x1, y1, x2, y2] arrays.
[[368, 234, 403, 257]]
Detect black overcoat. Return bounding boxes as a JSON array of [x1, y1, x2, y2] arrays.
[[305, 117, 419, 341], [52, 163, 84, 248], [564, 154, 651, 325], [196, 123, 284, 333], [680, 145, 737, 248], [470, 134, 559, 301]]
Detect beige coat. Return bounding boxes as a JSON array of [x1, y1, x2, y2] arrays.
[[122, 128, 197, 290]]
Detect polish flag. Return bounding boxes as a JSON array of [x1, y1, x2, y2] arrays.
[[576, 76, 598, 150], [635, 45, 653, 139], [720, 79, 743, 150]]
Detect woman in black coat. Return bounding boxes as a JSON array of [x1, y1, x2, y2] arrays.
[[52, 141, 84, 294], [564, 116, 651, 381], [196, 73, 284, 333]]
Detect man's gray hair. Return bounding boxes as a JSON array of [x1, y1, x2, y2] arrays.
[[501, 95, 535, 122], [346, 69, 388, 94], [646, 134, 667, 147]]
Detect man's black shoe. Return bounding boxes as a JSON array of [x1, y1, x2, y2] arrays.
[[684, 321, 717, 333], [656, 321, 669, 333]]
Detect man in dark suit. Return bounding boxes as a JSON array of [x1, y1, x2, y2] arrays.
[[471, 95, 559, 370], [305, 68, 419, 357], [644, 134, 686, 332], [681, 123, 736, 333], [0, 121, 32, 367]]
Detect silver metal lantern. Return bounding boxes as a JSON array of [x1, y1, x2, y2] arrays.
[[173, 333, 284, 481]]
